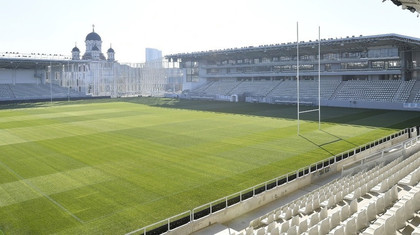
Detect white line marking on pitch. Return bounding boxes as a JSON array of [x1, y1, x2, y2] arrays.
[[0, 160, 84, 224]]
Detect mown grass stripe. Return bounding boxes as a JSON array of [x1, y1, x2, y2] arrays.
[[0, 159, 84, 224], [0, 98, 418, 234]]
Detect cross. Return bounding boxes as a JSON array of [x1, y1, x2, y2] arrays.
[[92, 24, 95, 32]]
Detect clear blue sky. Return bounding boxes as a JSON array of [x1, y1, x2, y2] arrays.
[[0, 0, 419, 63]]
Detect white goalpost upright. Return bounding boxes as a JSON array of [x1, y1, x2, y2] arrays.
[[297, 22, 321, 135]]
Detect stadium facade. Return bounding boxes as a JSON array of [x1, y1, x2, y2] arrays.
[[166, 33, 420, 110], [2, 32, 420, 111], [0, 28, 184, 101]]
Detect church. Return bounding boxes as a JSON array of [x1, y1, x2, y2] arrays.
[[71, 26, 115, 62]]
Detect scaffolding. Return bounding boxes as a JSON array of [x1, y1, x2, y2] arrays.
[[48, 60, 184, 98]]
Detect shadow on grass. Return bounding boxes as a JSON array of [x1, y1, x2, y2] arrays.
[[298, 134, 338, 157], [320, 130, 357, 147], [0, 96, 110, 110], [122, 97, 420, 130], [1, 97, 419, 129]]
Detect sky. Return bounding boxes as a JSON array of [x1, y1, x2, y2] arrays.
[[1, 0, 420, 63]]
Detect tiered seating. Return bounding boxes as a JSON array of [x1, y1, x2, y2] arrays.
[[335, 80, 401, 102], [0, 84, 14, 99], [239, 152, 420, 235], [202, 80, 240, 95], [188, 79, 419, 104], [413, 90, 420, 103], [321, 80, 342, 100], [228, 80, 281, 96], [10, 84, 47, 98], [268, 79, 341, 101], [6, 83, 86, 100], [190, 81, 215, 94], [266, 80, 297, 100], [392, 80, 415, 103]]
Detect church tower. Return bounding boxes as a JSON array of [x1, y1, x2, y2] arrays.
[[107, 44, 115, 61], [71, 43, 80, 60], [82, 25, 106, 60]]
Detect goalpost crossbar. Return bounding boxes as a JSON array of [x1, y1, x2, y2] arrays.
[[299, 108, 320, 114]]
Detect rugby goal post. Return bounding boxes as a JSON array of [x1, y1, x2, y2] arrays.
[[297, 23, 321, 135]]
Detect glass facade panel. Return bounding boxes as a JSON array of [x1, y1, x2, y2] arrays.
[[368, 48, 398, 58]]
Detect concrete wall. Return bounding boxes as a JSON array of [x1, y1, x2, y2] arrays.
[[322, 100, 408, 111]]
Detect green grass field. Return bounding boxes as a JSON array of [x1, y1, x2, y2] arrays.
[[0, 98, 419, 234]]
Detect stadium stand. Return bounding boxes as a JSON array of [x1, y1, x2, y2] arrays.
[[393, 80, 416, 103], [0, 84, 15, 99], [0, 83, 87, 101], [413, 91, 420, 103], [203, 80, 239, 96], [237, 151, 420, 235], [187, 79, 419, 105], [228, 80, 282, 97], [333, 80, 402, 102], [168, 34, 420, 109], [267, 79, 341, 101]]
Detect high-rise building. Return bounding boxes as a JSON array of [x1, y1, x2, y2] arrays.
[[145, 48, 162, 62]]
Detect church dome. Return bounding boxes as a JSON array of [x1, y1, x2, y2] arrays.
[[107, 47, 115, 53], [86, 31, 101, 41], [71, 46, 80, 52]]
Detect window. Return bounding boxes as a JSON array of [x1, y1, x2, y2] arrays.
[[292, 64, 314, 70], [255, 66, 270, 72], [372, 61, 384, 69], [207, 68, 219, 74], [325, 64, 331, 71], [368, 48, 398, 58], [342, 52, 361, 58], [262, 57, 271, 63], [341, 62, 368, 69], [323, 53, 340, 60], [388, 60, 401, 68], [237, 67, 253, 73], [300, 55, 315, 61], [186, 65, 199, 82]]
